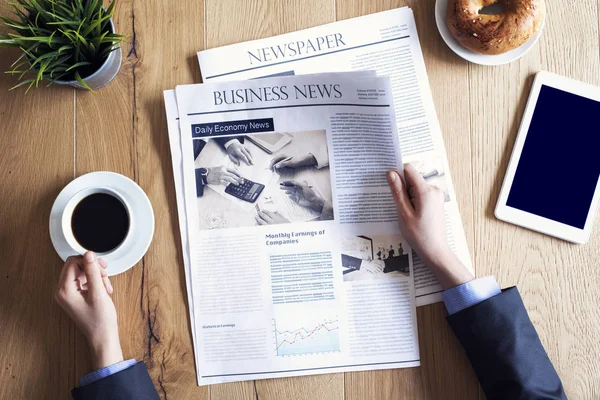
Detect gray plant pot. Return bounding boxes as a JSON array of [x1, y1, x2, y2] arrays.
[[54, 19, 122, 90]]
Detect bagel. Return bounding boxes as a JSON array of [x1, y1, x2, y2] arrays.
[[446, 0, 545, 55]]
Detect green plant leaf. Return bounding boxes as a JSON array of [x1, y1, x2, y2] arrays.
[[18, 44, 36, 59], [35, 57, 53, 85], [84, 0, 99, 21], [74, 0, 84, 16], [82, 12, 111, 36], [9, 59, 29, 72], [74, 70, 93, 91], [57, 28, 75, 41], [8, 34, 64, 45], [46, 54, 72, 70], [9, 77, 36, 92], [52, 2, 74, 18], [0, 38, 21, 47], [56, 44, 72, 54], [10, 42, 37, 66], [105, 0, 117, 16], [46, 19, 81, 27], [47, 30, 56, 46], [91, 30, 108, 49], [10, 1, 34, 14], [28, 0, 51, 24], [0, 16, 30, 31], [102, 1, 116, 33], [28, 50, 60, 67], [65, 60, 92, 71], [99, 43, 118, 58], [100, 33, 124, 44], [5, 6, 29, 25], [47, 71, 69, 84]]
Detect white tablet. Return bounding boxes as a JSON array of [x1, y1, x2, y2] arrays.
[[495, 71, 600, 244]]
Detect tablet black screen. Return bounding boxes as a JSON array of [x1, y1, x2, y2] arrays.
[[507, 85, 600, 229]]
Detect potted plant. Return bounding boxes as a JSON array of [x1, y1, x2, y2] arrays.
[[0, 0, 124, 91]]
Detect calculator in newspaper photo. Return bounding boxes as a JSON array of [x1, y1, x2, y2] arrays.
[[225, 178, 265, 203]]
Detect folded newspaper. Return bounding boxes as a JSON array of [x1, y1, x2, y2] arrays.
[[164, 6, 471, 386], [165, 71, 420, 385]]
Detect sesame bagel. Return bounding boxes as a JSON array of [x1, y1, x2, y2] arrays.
[[446, 0, 545, 55]]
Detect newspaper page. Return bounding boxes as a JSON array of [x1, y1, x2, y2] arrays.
[[163, 71, 377, 355], [174, 73, 420, 385], [163, 72, 377, 356], [197, 7, 473, 306]]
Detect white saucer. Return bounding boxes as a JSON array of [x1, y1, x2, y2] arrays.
[[49, 172, 154, 276], [435, 0, 545, 66]]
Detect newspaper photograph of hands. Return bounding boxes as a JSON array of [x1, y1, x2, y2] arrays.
[[341, 234, 411, 282], [193, 130, 334, 230]]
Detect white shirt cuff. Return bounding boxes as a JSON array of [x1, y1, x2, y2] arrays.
[[442, 276, 502, 315], [224, 139, 237, 149]]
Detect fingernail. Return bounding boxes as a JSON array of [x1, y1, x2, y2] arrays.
[[84, 251, 96, 262], [108, 283, 113, 293]]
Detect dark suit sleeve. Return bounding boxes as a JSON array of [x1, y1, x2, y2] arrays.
[[71, 362, 159, 400], [341, 254, 362, 269], [447, 287, 567, 400], [193, 139, 206, 161]]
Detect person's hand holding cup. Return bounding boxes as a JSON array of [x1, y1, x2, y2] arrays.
[[55, 251, 124, 370]]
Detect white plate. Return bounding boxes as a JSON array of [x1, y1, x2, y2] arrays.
[[49, 172, 154, 276], [435, 0, 545, 66]]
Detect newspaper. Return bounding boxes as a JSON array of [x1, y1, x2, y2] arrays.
[[197, 7, 473, 306], [164, 71, 378, 352], [166, 72, 421, 385]]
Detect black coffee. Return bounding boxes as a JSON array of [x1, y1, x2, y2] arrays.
[[71, 193, 130, 253]]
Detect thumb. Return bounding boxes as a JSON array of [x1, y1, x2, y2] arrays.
[[82, 251, 106, 298], [272, 160, 286, 171], [270, 157, 282, 169], [403, 163, 429, 197], [387, 170, 414, 217]]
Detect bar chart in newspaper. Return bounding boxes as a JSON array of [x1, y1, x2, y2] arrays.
[[273, 315, 340, 357]]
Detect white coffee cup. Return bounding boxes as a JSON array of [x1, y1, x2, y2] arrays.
[[50, 171, 154, 276], [61, 187, 133, 256]]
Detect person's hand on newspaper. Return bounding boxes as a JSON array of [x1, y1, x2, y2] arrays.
[[55, 252, 124, 370], [270, 154, 317, 172], [255, 210, 290, 225], [226, 141, 254, 166], [280, 180, 325, 213], [207, 166, 243, 186], [387, 164, 474, 290]]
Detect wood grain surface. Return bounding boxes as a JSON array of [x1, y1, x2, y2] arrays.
[[1, 0, 599, 399]]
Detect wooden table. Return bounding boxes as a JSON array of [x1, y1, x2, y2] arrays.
[[1, 1, 599, 399]]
